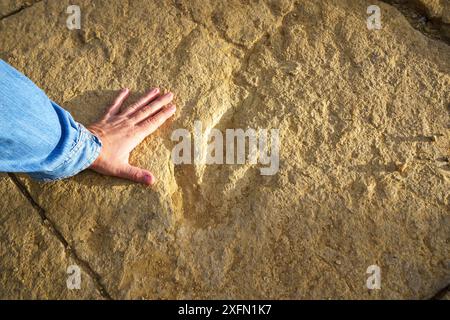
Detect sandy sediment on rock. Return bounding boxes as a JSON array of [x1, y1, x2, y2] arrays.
[[0, 0, 449, 299], [0, 175, 102, 299]]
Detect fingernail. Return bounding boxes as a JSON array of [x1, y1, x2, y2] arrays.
[[168, 104, 176, 111], [144, 174, 154, 185]]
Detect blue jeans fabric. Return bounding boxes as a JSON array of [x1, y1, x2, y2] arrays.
[[0, 59, 102, 181]]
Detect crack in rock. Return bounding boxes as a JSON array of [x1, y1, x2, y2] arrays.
[[381, 0, 450, 44], [430, 283, 450, 300], [0, 0, 44, 20], [7, 173, 113, 300]]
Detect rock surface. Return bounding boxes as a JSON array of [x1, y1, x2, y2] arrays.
[[418, 0, 450, 22], [0, 0, 40, 17], [0, 175, 101, 299], [0, 0, 449, 299]]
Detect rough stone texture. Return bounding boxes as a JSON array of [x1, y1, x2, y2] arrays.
[[0, 0, 449, 299], [0, 0, 41, 17], [441, 289, 450, 299], [418, 0, 450, 22], [381, 0, 450, 43], [0, 175, 102, 299]]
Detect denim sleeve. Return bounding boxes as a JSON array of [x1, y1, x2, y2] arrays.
[[0, 59, 102, 181]]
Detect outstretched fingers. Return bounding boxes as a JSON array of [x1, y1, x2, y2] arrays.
[[137, 104, 176, 136], [130, 92, 174, 124], [105, 88, 130, 116], [122, 88, 160, 116]]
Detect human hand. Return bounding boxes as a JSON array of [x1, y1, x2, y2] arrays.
[[87, 88, 176, 186]]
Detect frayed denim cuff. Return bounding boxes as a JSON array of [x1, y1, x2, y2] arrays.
[[28, 124, 102, 182]]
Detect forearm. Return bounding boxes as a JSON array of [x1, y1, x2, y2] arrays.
[[0, 59, 102, 181]]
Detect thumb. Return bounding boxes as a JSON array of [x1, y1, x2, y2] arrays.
[[116, 165, 156, 186]]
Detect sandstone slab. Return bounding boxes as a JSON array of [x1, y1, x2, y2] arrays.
[[0, 0, 449, 299], [0, 175, 102, 299], [0, 0, 40, 17]]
